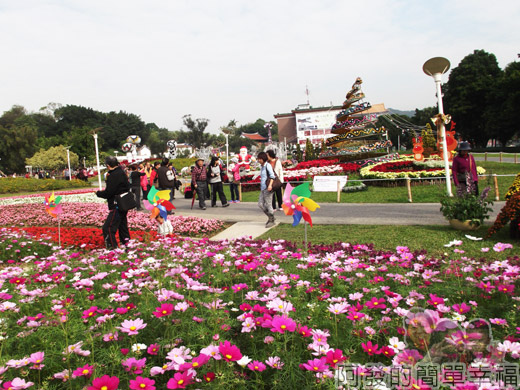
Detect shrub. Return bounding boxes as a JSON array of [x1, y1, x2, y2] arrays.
[[0, 178, 87, 194]]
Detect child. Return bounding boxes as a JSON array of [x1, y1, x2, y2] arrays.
[[155, 214, 173, 236]]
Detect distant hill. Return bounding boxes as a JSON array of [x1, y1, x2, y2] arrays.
[[388, 108, 415, 117]]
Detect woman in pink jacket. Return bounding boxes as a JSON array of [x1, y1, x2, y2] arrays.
[[228, 157, 241, 203]]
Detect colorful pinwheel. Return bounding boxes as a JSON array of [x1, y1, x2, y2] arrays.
[[143, 186, 176, 220], [43, 191, 63, 218], [281, 182, 320, 227]]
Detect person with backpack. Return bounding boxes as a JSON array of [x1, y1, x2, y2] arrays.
[[257, 152, 276, 228], [96, 156, 131, 249], [267, 150, 284, 211]]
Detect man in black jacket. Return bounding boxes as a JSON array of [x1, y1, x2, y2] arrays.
[[96, 156, 131, 249]]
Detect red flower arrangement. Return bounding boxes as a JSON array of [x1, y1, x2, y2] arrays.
[[369, 160, 442, 173], [7, 227, 158, 249]]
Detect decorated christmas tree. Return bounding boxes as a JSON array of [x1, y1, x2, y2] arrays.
[[320, 78, 391, 161]]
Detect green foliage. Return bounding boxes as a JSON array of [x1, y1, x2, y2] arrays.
[[443, 50, 502, 147], [295, 143, 303, 162], [421, 123, 436, 149], [304, 139, 315, 161], [440, 191, 493, 225], [26, 145, 80, 170], [0, 178, 87, 194]]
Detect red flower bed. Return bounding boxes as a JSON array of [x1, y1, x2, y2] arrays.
[[7, 227, 158, 249], [289, 159, 360, 173], [370, 160, 442, 173]]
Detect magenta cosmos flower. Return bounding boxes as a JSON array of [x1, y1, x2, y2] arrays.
[[270, 315, 296, 334], [153, 303, 174, 318], [87, 375, 119, 390], [248, 360, 266, 371], [73, 364, 94, 378], [218, 340, 243, 362], [166, 371, 195, 389], [231, 283, 248, 293], [301, 357, 328, 372], [117, 318, 147, 335], [365, 297, 386, 310], [129, 376, 156, 390]]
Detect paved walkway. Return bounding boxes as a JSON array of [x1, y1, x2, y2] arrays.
[[169, 197, 505, 240]]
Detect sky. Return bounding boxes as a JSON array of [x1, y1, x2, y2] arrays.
[[1, 0, 519, 134]]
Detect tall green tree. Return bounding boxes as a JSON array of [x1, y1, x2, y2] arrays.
[[0, 106, 38, 173], [182, 115, 210, 149], [443, 50, 502, 147]]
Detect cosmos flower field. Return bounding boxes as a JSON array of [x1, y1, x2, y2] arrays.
[[0, 224, 519, 389]]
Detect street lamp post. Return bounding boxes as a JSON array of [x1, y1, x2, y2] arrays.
[[423, 57, 452, 197], [225, 133, 229, 169], [65, 146, 72, 180], [92, 128, 103, 190]]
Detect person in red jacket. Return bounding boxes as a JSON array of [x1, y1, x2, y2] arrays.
[[149, 161, 161, 190]]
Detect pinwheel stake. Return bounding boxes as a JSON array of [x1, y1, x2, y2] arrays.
[[281, 182, 320, 254], [43, 191, 63, 247], [143, 186, 176, 220]]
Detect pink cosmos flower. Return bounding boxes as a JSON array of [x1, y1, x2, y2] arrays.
[[122, 357, 146, 374], [231, 283, 248, 293], [118, 318, 147, 335], [490, 318, 508, 326], [265, 356, 284, 369], [218, 340, 242, 362], [270, 315, 296, 334], [147, 343, 160, 355], [361, 341, 380, 356], [493, 242, 513, 252], [298, 325, 312, 337], [248, 360, 266, 371], [347, 311, 365, 321], [328, 302, 349, 315], [129, 376, 156, 390], [103, 332, 119, 342], [452, 303, 471, 314], [3, 378, 35, 389], [82, 306, 98, 319], [497, 284, 515, 294], [73, 364, 94, 378], [28, 351, 45, 369], [427, 294, 445, 307], [301, 357, 328, 372], [393, 349, 423, 366], [179, 354, 210, 371], [87, 375, 120, 390], [200, 344, 221, 360], [166, 371, 195, 389], [325, 349, 346, 368], [153, 303, 174, 318], [364, 297, 386, 309], [379, 346, 396, 358]]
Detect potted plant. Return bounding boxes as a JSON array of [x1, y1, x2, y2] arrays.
[[440, 187, 493, 230]]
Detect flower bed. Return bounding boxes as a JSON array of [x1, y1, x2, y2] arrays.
[[7, 226, 158, 250], [0, 203, 224, 237], [360, 158, 486, 180], [0, 177, 88, 194], [0, 230, 517, 389], [241, 160, 360, 192]]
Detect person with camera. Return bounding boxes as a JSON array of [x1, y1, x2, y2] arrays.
[[96, 156, 131, 249]]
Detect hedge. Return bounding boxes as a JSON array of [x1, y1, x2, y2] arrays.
[[0, 178, 89, 194]]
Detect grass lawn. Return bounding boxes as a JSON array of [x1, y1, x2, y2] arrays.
[[225, 161, 519, 203], [258, 223, 518, 259]]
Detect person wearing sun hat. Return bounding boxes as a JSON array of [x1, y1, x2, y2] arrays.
[[191, 158, 208, 210], [452, 141, 478, 195]]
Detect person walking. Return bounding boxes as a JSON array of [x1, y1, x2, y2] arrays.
[[141, 163, 151, 200], [207, 156, 229, 208], [96, 156, 131, 249], [129, 164, 145, 210], [257, 152, 276, 228], [191, 158, 208, 210], [167, 163, 178, 200], [452, 142, 479, 196], [228, 157, 241, 203], [267, 150, 284, 211]]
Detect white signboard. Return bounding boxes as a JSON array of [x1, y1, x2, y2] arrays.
[[313, 175, 348, 192], [295, 110, 340, 133]]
